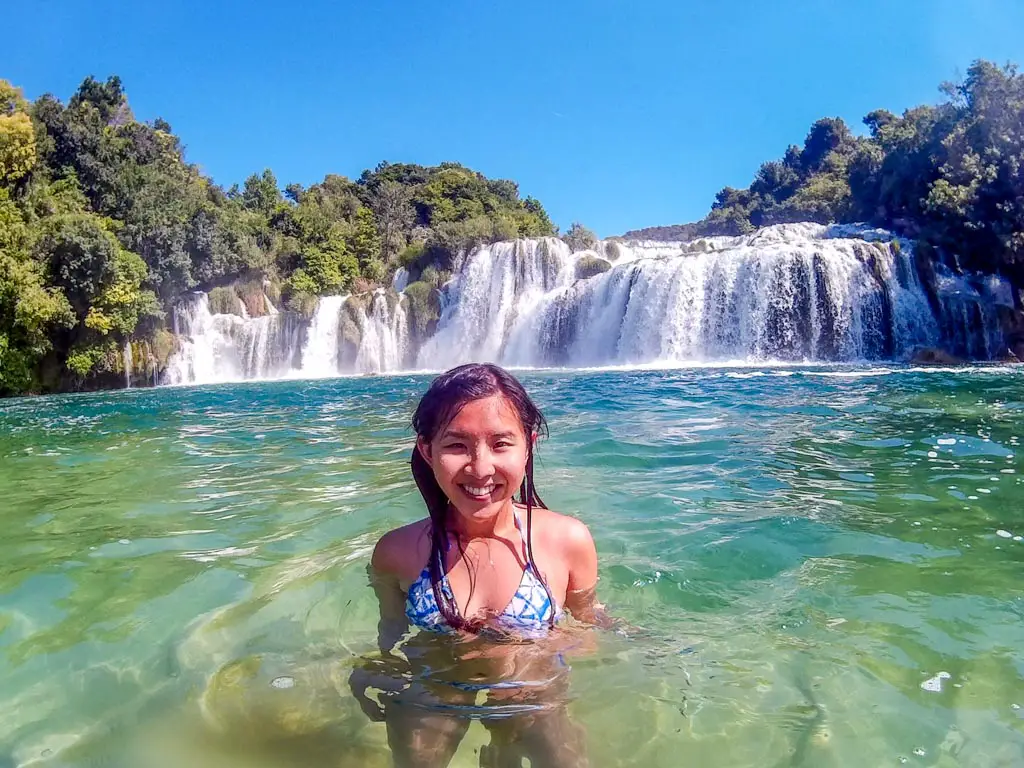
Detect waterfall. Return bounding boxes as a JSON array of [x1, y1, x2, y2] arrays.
[[164, 293, 305, 384], [299, 295, 347, 378], [165, 291, 412, 384], [353, 291, 410, 373], [418, 223, 1009, 367], [123, 341, 133, 389], [419, 238, 576, 369], [162, 223, 1011, 386]]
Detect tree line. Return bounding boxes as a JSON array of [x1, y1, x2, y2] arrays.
[[624, 60, 1024, 292], [0, 76, 556, 395]]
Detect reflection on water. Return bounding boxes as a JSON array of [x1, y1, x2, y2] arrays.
[[1, 367, 1024, 767]]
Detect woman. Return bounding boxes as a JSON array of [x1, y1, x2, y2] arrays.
[[352, 363, 603, 768]]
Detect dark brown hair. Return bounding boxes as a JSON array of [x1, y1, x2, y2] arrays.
[[410, 363, 553, 632]]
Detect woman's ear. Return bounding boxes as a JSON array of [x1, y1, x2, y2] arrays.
[[530, 431, 538, 447], [416, 437, 432, 465]]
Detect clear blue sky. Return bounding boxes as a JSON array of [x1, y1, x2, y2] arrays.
[[5, 0, 1024, 236]]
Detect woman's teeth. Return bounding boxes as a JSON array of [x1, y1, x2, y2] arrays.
[[462, 484, 494, 496]]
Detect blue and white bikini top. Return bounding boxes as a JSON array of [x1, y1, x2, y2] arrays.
[[405, 510, 560, 636]]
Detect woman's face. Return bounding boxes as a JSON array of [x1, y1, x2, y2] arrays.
[[419, 395, 531, 525]]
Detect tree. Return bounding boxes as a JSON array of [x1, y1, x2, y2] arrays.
[[563, 222, 598, 252], [241, 169, 282, 218], [348, 206, 382, 273], [371, 180, 413, 262], [0, 81, 37, 184]]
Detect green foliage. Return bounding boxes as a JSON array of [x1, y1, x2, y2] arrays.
[[627, 60, 1024, 289], [402, 280, 441, 337], [0, 80, 36, 184], [563, 222, 598, 252], [240, 169, 282, 218], [0, 251, 74, 394], [0, 74, 558, 394], [349, 206, 381, 267], [66, 341, 108, 377], [398, 241, 426, 268], [207, 286, 241, 316]]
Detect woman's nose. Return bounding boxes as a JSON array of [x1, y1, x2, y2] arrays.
[[466, 448, 495, 478]]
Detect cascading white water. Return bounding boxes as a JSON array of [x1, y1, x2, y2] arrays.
[[164, 293, 304, 384], [164, 290, 413, 384], [123, 341, 133, 388], [299, 295, 347, 378], [419, 238, 577, 368], [163, 223, 1011, 386], [421, 223, 999, 368], [353, 291, 410, 374]]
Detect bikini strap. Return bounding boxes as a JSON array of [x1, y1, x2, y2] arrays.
[[511, 508, 535, 571]]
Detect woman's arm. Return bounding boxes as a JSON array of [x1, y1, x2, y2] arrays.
[[561, 517, 637, 634], [348, 531, 415, 722], [561, 517, 615, 628], [369, 565, 409, 654]]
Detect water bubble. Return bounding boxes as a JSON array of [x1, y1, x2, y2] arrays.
[[913, 748, 926, 757], [996, 530, 1013, 539], [899, 758, 908, 764], [270, 676, 295, 689], [977, 488, 991, 494], [937, 438, 956, 446], [913, 521, 922, 526], [927, 451, 938, 458], [118, 539, 131, 545], [1012, 703, 1020, 710]]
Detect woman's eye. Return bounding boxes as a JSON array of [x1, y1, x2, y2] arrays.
[[494, 441, 513, 449], [444, 442, 466, 450]]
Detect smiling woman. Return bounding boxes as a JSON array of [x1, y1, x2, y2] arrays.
[[352, 363, 602, 767]]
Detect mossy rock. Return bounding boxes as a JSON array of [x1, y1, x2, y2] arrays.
[[575, 255, 611, 281], [402, 280, 441, 338]]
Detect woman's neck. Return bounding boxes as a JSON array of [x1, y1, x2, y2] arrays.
[[447, 499, 517, 540]]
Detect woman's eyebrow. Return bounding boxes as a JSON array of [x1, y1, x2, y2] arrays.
[[440, 430, 517, 440]]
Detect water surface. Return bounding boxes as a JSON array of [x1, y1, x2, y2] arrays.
[[2, 366, 1023, 766]]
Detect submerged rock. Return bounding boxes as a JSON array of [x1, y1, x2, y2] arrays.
[[911, 347, 965, 366]]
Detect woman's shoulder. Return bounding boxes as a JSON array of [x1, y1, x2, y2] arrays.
[[528, 506, 596, 554], [371, 518, 432, 580]]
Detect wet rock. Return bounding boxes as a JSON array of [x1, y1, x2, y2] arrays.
[[911, 347, 965, 366]]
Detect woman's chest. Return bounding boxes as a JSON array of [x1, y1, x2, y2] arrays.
[[443, 538, 568, 618]]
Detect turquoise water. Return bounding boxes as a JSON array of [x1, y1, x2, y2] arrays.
[[2, 366, 1024, 767]]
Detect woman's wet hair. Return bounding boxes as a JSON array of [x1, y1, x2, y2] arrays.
[[410, 363, 554, 632]]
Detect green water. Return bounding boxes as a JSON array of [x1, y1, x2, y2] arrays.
[[2, 366, 1024, 767]]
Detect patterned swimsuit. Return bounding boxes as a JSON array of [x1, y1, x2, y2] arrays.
[[405, 511, 560, 637]]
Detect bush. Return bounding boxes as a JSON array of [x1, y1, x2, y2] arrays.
[[563, 222, 598, 253], [398, 241, 426, 269], [285, 291, 318, 318], [207, 286, 241, 315], [403, 280, 441, 337], [362, 257, 386, 282]]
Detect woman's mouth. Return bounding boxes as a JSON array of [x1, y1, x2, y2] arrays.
[[459, 482, 497, 500]]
